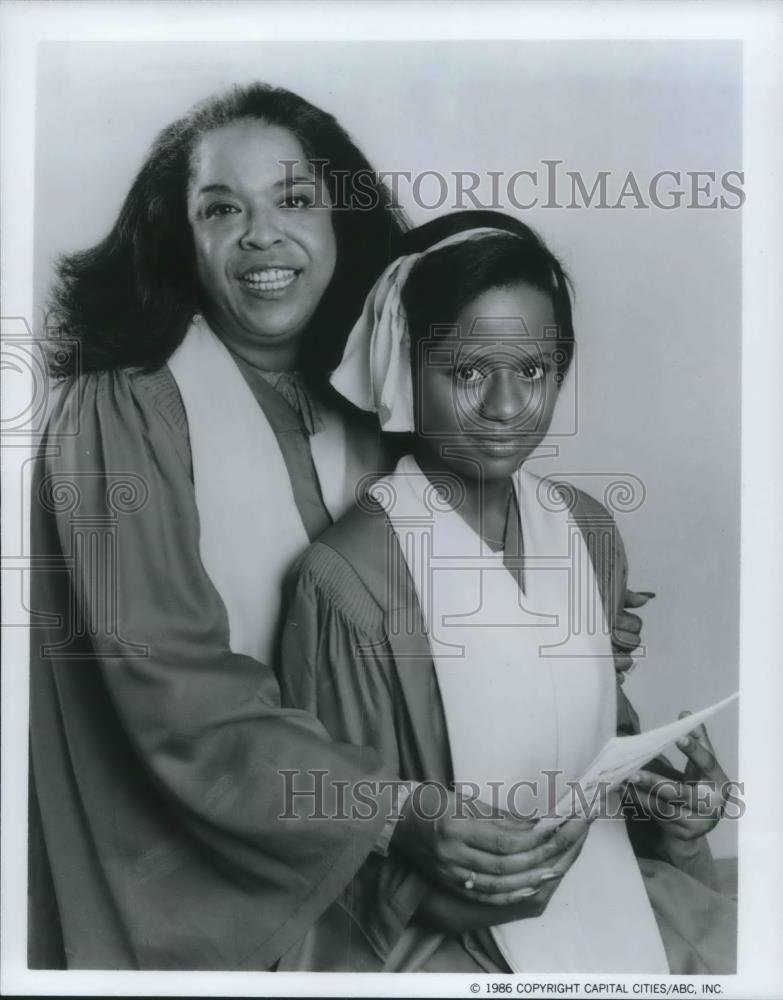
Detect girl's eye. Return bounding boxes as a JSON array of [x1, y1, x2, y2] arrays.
[[518, 361, 546, 381], [282, 193, 312, 209], [456, 363, 484, 384], [204, 203, 241, 219]]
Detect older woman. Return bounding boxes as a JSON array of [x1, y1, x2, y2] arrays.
[[28, 85, 650, 971]]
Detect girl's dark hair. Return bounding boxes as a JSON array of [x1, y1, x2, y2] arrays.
[[400, 210, 575, 377], [49, 83, 409, 384]]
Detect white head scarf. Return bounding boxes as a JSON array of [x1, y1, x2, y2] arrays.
[[329, 227, 513, 431]]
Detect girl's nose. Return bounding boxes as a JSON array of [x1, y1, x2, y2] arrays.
[[479, 369, 531, 423], [239, 208, 284, 250]]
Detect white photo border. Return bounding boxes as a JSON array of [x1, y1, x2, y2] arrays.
[[2, 1, 781, 996]]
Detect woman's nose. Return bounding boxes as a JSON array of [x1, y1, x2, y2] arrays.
[[239, 208, 284, 250], [479, 369, 531, 423]]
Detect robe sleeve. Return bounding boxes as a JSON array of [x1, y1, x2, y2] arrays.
[[29, 368, 390, 970], [278, 542, 429, 965]]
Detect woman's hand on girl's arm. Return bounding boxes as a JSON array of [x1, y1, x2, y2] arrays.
[[391, 784, 591, 906], [612, 588, 655, 675], [624, 713, 730, 841]]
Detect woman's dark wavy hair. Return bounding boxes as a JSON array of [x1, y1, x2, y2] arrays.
[[400, 209, 575, 377], [49, 82, 409, 386]]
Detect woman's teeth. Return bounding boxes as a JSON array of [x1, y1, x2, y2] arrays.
[[240, 268, 297, 291]]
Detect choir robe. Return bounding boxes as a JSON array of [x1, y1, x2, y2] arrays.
[[27, 361, 417, 970], [277, 492, 738, 973]]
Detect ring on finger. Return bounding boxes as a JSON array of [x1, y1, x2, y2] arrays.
[[464, 871, 476, 891]]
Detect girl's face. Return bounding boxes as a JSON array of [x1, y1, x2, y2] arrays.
[[187, 119, 337, 366], [413, 282, 562, 482]]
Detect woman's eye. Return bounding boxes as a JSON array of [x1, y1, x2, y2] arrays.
[[282, 193, 312, 209], [456, 364, 484, 384], [518, 361, 546, 381], [204, 203, 240, 219]]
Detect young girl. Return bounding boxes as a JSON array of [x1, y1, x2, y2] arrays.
[[277, 211, 737, 973]]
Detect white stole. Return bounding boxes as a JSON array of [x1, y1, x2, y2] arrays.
[[168, 317, 379, 663], [373, 455, 668, 973]]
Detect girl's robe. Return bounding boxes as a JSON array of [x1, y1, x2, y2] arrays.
[[277, 489, 738, 973]]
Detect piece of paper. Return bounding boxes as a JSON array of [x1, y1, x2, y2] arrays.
[[540, 691, 739, 827]]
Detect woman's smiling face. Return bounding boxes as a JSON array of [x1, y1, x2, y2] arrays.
[[187, 119, 337, 367], [413, 282, 562, 482]]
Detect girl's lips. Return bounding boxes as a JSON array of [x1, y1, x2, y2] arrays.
[[466, 437, 530, 458], [470, 435, 524, 447], [474, 444, 522, 456]]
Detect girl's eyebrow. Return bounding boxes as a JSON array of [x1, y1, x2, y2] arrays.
[[457, 341, 561, 362]]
